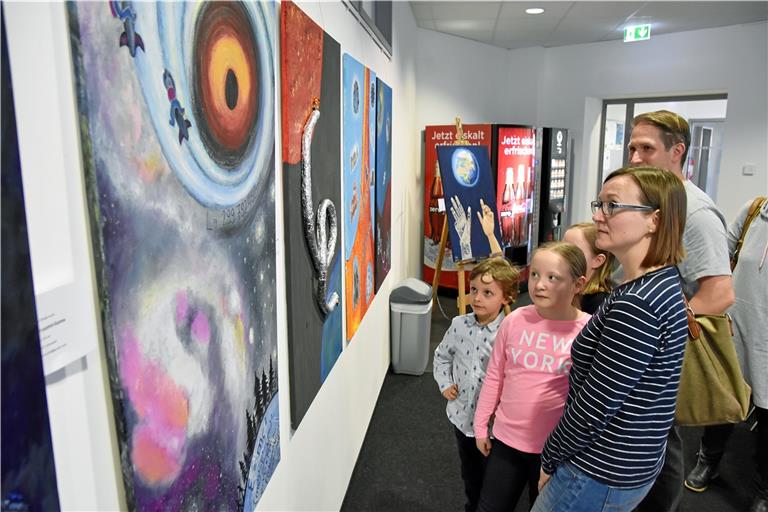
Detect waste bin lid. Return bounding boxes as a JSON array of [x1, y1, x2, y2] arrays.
[[390, 278, 432, 304]]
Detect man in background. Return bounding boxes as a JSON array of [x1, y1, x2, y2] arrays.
[[627, 110, 735, 512]]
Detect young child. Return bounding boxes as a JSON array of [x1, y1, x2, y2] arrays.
[[563, 222, 614, 314], [434, 257, 520, 512], [473, 242, 591, 512]]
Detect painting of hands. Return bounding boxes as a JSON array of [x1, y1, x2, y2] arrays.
[[436, 145, 501, 262]]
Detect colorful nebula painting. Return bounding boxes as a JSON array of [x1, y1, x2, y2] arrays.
[[1, 16, 61, 511], [436, 144, 501, 262], [342, 54, 376, 342], [374, 78, 392, 292], [280, 1, 343, 429], [67, 2, 279, 510]]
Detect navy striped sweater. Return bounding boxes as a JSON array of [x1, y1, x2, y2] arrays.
[[540, 265, 688, 487]]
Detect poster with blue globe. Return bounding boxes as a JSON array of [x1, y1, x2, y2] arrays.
[[436, 145, 501, 262]]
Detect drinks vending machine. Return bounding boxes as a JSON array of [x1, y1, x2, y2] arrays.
[[492, 125, 537, 274], [538, 127, 569, 243]]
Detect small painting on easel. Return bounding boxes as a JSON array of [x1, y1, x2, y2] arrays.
[[436, 145, 501, 262]]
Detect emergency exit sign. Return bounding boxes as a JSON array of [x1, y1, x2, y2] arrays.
[[624, 24, 651, 42]]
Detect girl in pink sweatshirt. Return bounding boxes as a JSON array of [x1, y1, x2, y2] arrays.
[[473, 242, 591, 511]]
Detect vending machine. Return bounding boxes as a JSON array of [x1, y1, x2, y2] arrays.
[[423, 124, 493, 290], [538, 127, 569, 243], [491, 125, 537, 274]]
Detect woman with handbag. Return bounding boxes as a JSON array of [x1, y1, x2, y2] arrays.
[[530, 166, 689, 512], [685, 196, 768, 512]]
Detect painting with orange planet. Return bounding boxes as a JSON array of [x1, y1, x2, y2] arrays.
[[67, 1, 280, 510]]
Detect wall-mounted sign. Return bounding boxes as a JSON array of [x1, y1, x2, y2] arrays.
[[624, 24, 651, 42]]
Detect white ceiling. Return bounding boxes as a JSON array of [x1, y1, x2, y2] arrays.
[[410, 1, 768, 50]]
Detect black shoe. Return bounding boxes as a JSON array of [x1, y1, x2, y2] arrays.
[[750, 495, 768, 512], [684, 458, 720, 492]]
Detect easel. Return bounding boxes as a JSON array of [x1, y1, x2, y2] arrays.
[[431, 118, 475, 315]]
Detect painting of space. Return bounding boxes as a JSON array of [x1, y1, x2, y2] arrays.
[[67, 2, 279, 510], [280, 0, 343, 429], [374, 78, 392, 292], [342, 53, 376, 342], [1, 16, 61, 511], [436, 144, 501, 262]]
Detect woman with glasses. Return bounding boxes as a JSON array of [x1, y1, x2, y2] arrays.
[[531, 166, 689, 512]]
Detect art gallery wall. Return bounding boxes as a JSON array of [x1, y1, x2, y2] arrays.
[[5, 1, 421, 510], [416, 21, 768, 226], [257, 1, 420, 508]]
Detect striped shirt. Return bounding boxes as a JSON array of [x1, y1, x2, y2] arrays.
[[540, 265, 688, 487]]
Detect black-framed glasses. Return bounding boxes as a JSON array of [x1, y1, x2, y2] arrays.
[[591, 200, 658, 217]]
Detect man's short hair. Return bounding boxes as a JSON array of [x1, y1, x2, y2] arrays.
[[633, 110, 691, 166]]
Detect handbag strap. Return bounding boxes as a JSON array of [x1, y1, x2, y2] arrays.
[[679, 290, 701, 339], [731, 196, 767, 270]]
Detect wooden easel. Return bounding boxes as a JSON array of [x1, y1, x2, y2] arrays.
[[431, 118, 475, 315]]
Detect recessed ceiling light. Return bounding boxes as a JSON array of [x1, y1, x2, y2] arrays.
[[526, 8, 545, 15]]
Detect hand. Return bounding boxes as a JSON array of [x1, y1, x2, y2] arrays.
[[538, 468, 551, 491], [442, 384, 458, 401], [476, 198, 495, 238], [475, 437, 492, 457], [476, 198, 502, 255], [449, 196, 473, 260]]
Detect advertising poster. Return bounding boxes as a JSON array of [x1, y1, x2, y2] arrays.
[[423, 124, 492, 287], [495, 126, 536, 249], [436, 145, 501, 263]]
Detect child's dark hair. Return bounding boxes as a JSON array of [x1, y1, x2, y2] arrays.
[[470, 257, 520, 303]]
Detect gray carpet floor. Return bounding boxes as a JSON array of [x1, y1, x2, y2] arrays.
[[342, 293, 758, 512]]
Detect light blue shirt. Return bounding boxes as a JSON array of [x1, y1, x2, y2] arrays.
[[433, 311, 505, 437]]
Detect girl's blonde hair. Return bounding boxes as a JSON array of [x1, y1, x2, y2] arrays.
[[532, 241, 586, 282], [567, 223, 615, 295]]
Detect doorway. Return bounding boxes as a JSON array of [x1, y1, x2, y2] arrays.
[[597, 94, 728, 198]]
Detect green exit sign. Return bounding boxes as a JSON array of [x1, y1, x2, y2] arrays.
[[624, 24, 652, 42]]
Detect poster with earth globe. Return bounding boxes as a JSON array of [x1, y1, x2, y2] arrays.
[[436, 145, 501, 262]]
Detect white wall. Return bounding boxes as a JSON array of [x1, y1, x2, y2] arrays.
[[415, 29, 540, 127], [6, 1, 420, 511], [537, 21, 768, 223], [415, 21, 768, 224]]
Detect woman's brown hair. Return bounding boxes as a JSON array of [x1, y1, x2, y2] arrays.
[[604, 166, 687, 267]]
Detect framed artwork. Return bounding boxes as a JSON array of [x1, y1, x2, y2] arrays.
[[1, 16, 60, 510], [436, 144, 501, 262], [67, 2, 279, 509], [342, 53, 376, 342], [280, 0, 343, 429], [374, 78, 392, 292], [423, 124, 492, 286]]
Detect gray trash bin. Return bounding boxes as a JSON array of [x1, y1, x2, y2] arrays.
[[390, 278, 433, 375]]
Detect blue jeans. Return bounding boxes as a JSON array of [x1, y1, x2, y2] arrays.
[[531, 461, 654, 512]]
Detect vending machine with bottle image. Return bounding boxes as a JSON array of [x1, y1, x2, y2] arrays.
[[492, 125, 537, 277], [538, 127, 569, 243]]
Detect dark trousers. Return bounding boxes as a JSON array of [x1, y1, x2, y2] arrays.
[[477, 439, 540, 512], [700, 406, 768, 494], [635, 425, 684, 512], [455, 427, 487, 512]]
